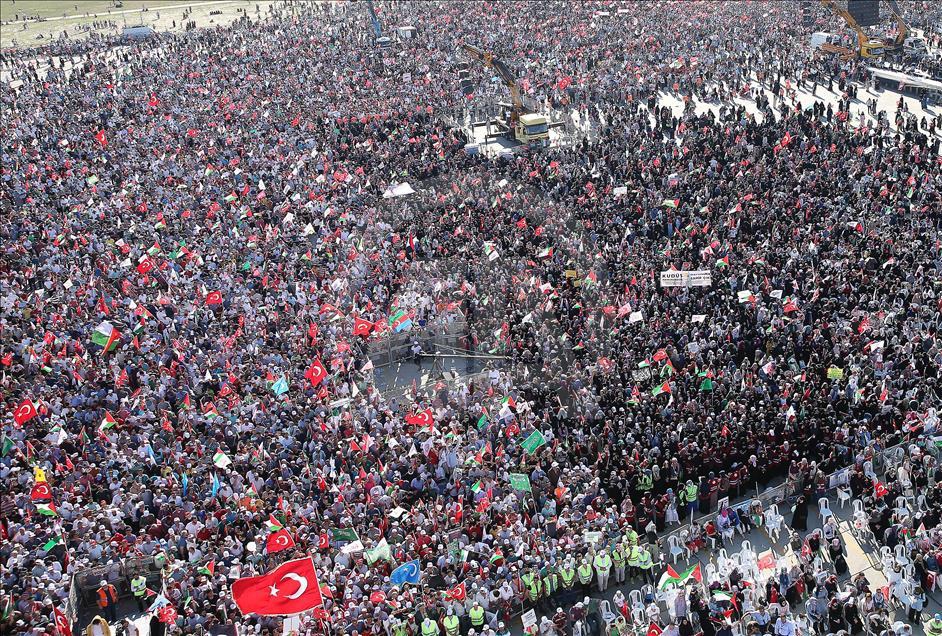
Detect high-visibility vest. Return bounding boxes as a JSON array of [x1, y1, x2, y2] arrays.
[[626, 530, 638, 546], [926, 619, 942, 636], [611, 546, 625, 566], [637, 475, 653, 491], [560, 567, 575, 588], [131, 575, 147, 597], [527, 577, 542, 600], [627, 546, 640, 567], [422, 620, 439, 636], [469, 606, 485, 627], [393, 623, 409, 636], [685, 484, 697, 502], [543, 572, 558, 596], [97, 585, 116, 608], [638, 549, 653, 570], [594, 553, 611, 572], [577, 563, 593, 584], [443, 615, 460, 636]]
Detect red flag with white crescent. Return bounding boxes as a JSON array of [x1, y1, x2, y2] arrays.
[[231, 556, 324, 616], [53, 607, 72, 636], [266, 528, 296, 554]]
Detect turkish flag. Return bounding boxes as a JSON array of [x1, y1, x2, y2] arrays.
[[94, 130, 108, 147], [13, 398, 38, 426], [304, 358, 327, 388], [137, 258, 154, 275], [232, 556, 324, 616], [53, 607, 72, 636], [266, 528, 296, 554], [646, 624, 663, 636], [206, 291, 223, 305], [874, 481, 889, 499], [445, 582, 466, 602], [352, 318, 374, 337], [31, 481, 52, 502], [405, 408, 433, 428]]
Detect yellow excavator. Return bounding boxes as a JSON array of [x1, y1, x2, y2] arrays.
[[882, 0, 928, 56], [819, 0, 885, 59], [460, 43, 551, 147]]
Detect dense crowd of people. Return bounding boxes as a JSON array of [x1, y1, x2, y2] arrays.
[[2, 1, 942, 636]]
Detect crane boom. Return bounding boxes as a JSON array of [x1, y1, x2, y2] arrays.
[[366, 0, 382, 40], [884, 0, 908, 48], [461, 43, 524, 123], [819, 0, 884, 58]]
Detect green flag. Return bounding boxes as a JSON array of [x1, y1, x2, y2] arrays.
[[330, 527, 359, 543], [476, 414, 488, 431], [471, 480, 483, 494], [699, 378, 714, 392], [0, 436, 13, 457], [520, 430, 546, 454], [365, 539, 392, 565], [509, 473, 532, 492], [42, 536, 63, 552]]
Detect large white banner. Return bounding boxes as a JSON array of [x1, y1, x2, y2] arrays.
[[659, 270, 712, 287]]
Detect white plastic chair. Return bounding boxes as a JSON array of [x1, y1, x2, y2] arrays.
[[818, 497, 834, 524], [630, 607, 646, 628], [894, 495, 908, 512], [916, 493, 927, 512], [599, 599, 617, 631], [863, 460, 875, 481], [852, 499, 865, 517], [837, 484, 852, 508], [668, 534, 687, 564], [705, 563, 720, 585], [894, 544, 908, 565], [740, 539, 753, 555], [628, 589, 643, 610]]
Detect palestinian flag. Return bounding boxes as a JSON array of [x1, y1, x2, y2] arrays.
[[651, 381, 671, 397], [36, 502, 58, 516], [658, 563, 701, 589], [662, 199, 679, 208], [537, 246, 554, 258], [266, 514, 284, 532], [212, 451, 231, 469], [471, 480, 483, 494], [99, 410, 117, 431], [198, 561, 215, 576], [91, 322, 121, 353]]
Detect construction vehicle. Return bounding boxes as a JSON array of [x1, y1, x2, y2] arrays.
[[882, 0, 927, 56], [460, 43, 552, 147], [819, 0, 885, 59], [365, 0, 390, 49]]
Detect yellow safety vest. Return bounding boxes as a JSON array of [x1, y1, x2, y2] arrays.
[[443, 615, 460, 636]]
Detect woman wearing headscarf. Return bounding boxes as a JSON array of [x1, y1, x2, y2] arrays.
[[790, 495, 809, 532]]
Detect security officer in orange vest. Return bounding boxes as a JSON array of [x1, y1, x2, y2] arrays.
[[97, 579, 118, 622]]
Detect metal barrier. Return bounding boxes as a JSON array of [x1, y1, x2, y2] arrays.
[[368, 319, 469, 368]]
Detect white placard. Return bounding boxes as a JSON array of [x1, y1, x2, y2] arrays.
[[660, 270, 712, 288]]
